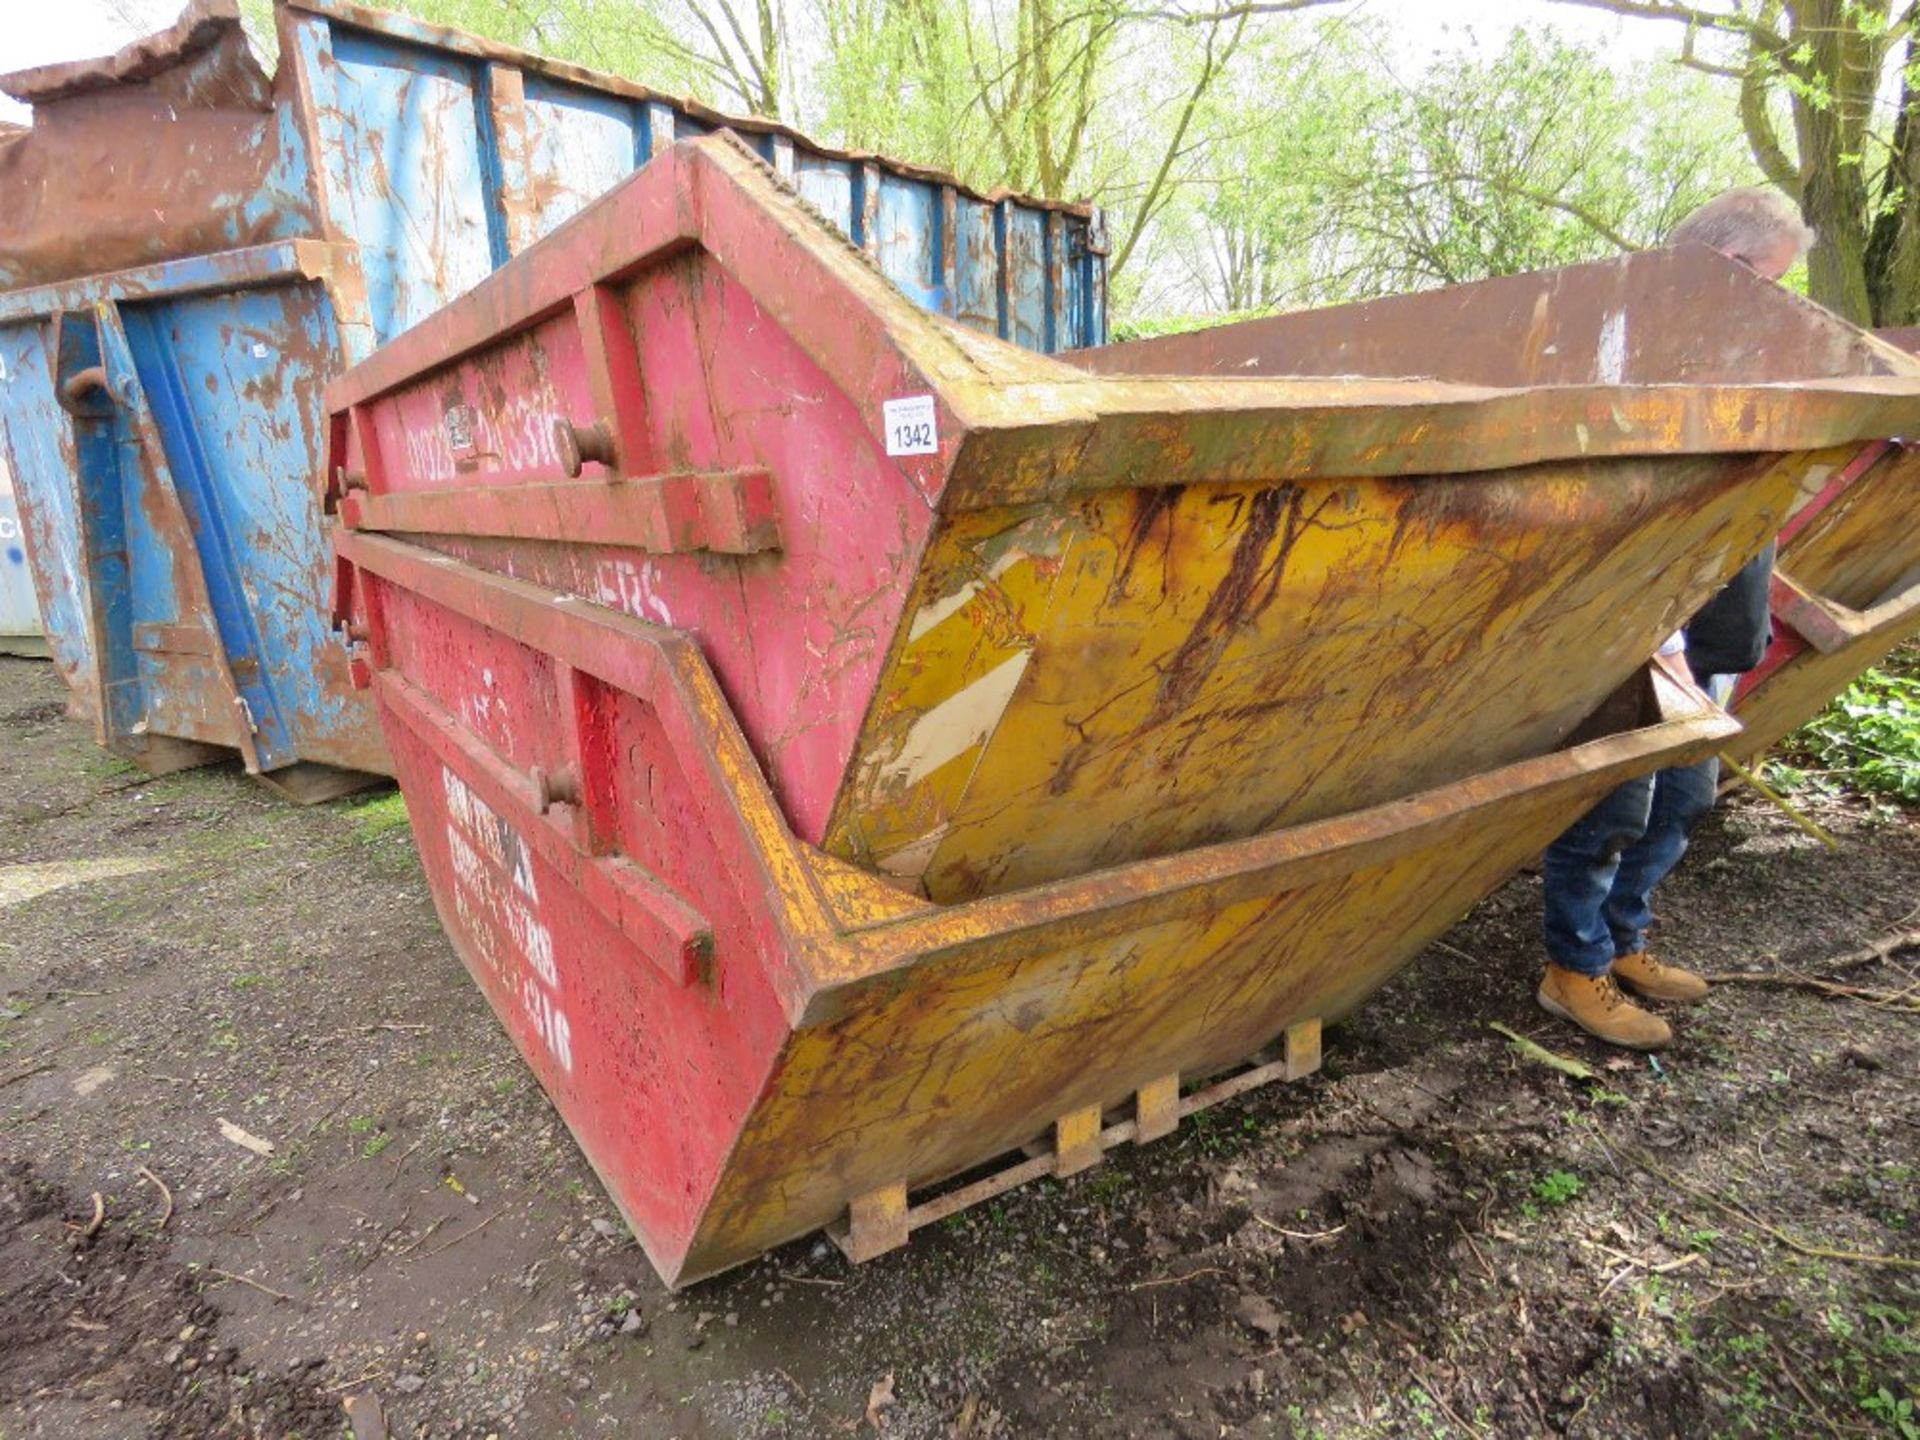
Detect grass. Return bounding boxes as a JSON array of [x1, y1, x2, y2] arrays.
[[345, 791, 411, 843]]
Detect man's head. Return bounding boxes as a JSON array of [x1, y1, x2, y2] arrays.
[[1668, 186, 1816, 281]]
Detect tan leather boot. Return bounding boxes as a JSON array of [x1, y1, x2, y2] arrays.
[[1612, 951, 1711, 1004], [1537, 965, 1672, 1050]]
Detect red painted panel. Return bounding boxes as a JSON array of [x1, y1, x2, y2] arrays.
[[346, 241, 930, 845], [364, 570, 793, 1277]]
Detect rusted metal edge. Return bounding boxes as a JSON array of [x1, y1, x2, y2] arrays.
[[940, 375, 1920, 502], [341, 469, 781, 554], [1778, 439, 1893, 550], [321, 135, 1920, 492], [324, 134, 988, 418], [792, 663, 1740, 1025], [281, 0, 1099, 220], [334, 530, 840, 986], [324, 165, 705, 409], [0, 240, 356, 321], [0, 0, 242, 102], [1073, 248, 1920, 387], [373, 668, 717, 986], [1769, 567, 1920, 654]]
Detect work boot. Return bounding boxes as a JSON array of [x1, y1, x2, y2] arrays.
[[1612, 951, 1711, 1004], [1537, 965, 1672, 1051]]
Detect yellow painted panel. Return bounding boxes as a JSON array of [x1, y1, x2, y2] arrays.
[[828, 452, 1804, 901], [1781, 444, 1920, 610], [683, 748, 1610, 1281]]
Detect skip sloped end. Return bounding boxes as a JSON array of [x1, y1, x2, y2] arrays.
[[672, 663, 1737, 1284], [1065, 245, 1920, 389]]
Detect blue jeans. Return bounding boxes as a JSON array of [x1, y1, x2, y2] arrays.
[[1542, 676, 1732, 976]]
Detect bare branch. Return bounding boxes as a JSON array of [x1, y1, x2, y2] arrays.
[[1111, 10, 1248, 274], [1542, 0, 1788, 50], [1449, 173, 1641, 252]]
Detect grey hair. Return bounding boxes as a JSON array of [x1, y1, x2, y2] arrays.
[[1668, 186, 1816, 268]]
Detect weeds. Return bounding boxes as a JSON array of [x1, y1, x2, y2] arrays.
[[1773, 647, 1920, 806], [1531, 1170, 1584, 1207]]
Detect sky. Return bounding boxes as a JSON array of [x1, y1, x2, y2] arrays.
[[0, 0, 1684, 126]]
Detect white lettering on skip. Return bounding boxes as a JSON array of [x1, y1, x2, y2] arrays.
[[441, 767, 572, 1074]]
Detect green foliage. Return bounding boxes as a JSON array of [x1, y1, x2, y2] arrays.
[[238, 0, 1765, 328], [1531, 1170, 1585, 1207], [1777, 656, 1920, 805], [1137, 23, 1757, 316], [1861, 1386, 1918, 1438]]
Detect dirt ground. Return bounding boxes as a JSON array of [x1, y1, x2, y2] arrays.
[[0, 653, 1914, 1440]]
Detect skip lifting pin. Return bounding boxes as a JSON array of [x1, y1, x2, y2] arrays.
[[530, 764, 582, 814], [552, 417, 616, 478]]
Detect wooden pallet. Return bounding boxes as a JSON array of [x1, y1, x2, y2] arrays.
[[829, 1017, 1323, 1263]]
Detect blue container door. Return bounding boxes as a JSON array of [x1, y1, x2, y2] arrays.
[[117, 281, 383, 778], [73, 308, 250, 767]]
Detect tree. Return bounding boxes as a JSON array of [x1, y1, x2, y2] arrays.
[[1343, 30, 1758, 290], [808, 0, 1343, 278], [1550, 0, 1920, 325], [1138, 23, 1758, 317]]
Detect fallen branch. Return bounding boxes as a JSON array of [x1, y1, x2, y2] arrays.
[[1812, 925, 1920, 973], [1697, 971, 1920, 1011], [1456, 1221, 1499, 1285], [1383, 1320, 1489, 1439], [1701, 925, 1920, 1009], [778, 1270, 846, 1288], [1590, 1129, 1920, 1272], [1488, 1022, 1597, 1081], [389, 1217, 448, 1259], [411, 1210, 500, 1262], [1252, 1216, 1347, 1242], [0, 1059, 52, 1089], [136, 1166, 173, 1229], [1769, 1334, 1848, 1440], [1126, 1266, 1233, 1291], [321, 1366, 392, 1395], [1590, 1243, 1706, 1297], [208, 1267, 302, 1302]]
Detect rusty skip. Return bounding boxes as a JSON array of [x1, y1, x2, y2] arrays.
[[327, 134, 1920, 1284]]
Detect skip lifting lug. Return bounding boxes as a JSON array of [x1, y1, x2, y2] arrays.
[[530, 764, 582, 814], [553, 417, 616, 478]]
